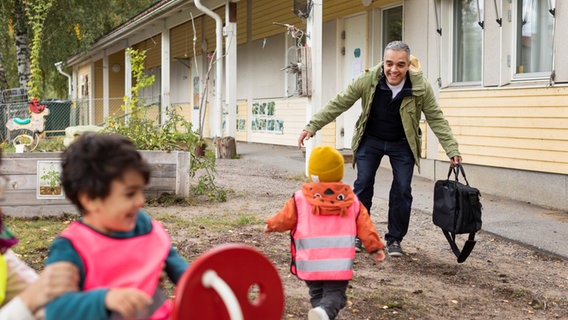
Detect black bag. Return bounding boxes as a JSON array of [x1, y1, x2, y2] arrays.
[[433, 164, 482, 263]]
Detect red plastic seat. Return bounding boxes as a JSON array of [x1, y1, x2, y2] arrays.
[[171, 243, 284, 320]]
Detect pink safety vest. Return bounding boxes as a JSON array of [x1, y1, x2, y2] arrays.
[[61, 220, 172, 319], [291, 190, 359, 281]]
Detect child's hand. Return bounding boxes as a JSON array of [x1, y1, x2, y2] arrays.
[[158, 263, 168, 289], [105, 288, 152, 318], [263, 224, 271, 235], [372, 250, 386, 263]]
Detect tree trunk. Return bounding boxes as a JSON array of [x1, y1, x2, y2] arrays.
[[215, 136, 237, 159], [0, 50, 9, 90], [14, 0, 30, 89]]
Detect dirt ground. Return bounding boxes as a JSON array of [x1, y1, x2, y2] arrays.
[[148, 157, 568, 320]]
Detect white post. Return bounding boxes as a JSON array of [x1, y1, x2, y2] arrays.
[[225, 1, 238, 137], [103, 52, 110, 120], [161, 24, 171, 124], [89, 64, 96, 125], [124, 50, 132, 116], [305, 0, 323, 175]]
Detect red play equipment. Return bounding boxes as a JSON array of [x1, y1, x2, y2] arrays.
[[171, 244, 284, 320]]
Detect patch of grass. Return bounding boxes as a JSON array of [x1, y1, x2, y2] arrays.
[[4, 214, 77, 270], [233, 214, 264, 226], [151, 211, 264, 233], [146, 193, 197, 207]]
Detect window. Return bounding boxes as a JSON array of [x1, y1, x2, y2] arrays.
[[382, 6, 403, 53], [452, 0, 483, 83], [516, 0, 554, 75], [140, 67, 161, 105]]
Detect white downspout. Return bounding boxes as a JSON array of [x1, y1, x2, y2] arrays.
[[195, 0, 224, 139], [54, 61, 72, 100]]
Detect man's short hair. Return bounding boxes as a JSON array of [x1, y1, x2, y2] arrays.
[[384, 41, 411, 59]]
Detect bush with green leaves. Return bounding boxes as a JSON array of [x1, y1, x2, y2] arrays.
[[101, 48, 225, 203]]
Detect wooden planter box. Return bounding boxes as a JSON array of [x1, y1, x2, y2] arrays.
[[0, 151, 191, 217]]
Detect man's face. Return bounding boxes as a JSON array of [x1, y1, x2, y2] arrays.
[[383, 49, 410, 86]]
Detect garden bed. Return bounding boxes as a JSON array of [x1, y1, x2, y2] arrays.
[[1, 150, 191, 217]]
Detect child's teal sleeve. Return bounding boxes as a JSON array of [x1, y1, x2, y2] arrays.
[[165, 247, 189, 284], [45, 289, 109, 320], [45, 237, 110, 319]]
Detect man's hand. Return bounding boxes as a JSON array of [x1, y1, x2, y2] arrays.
[[19, 262, 79, 313], [105, 288, 152, 319], [450, 155, 462, 168], [297, 130, 313, 149]]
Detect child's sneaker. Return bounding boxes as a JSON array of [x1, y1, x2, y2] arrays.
[[308, 306, 330, 320]]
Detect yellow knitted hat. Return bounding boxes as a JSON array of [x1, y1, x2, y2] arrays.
[[308, 146, 344, 182]]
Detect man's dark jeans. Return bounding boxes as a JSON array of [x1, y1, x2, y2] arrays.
[[353, 136, 415, 243]]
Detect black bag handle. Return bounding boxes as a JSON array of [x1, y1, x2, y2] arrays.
[[442, 163, 476, 263], [446, 163, 471, 186], [441, 230, 477, 263]]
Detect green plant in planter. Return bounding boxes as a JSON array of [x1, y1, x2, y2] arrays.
[[41, 170, 60, 189]]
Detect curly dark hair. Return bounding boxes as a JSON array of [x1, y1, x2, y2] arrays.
[[61, 133, 151, 214]]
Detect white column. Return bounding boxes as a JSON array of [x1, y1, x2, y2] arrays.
[[89, 64, 95, 125], [124, 51, 132, 114], [161, 24, 171, 124], [103, 52, 109, 120], [225, 1, 238, 137], [305, 0, 323, 174]]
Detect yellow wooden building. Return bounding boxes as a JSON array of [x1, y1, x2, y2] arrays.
[[65, 0, 567, 210]]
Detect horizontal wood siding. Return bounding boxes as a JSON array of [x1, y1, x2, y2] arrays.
[[252, 0, 303, 40], [204, 6, 226, 53], [323, 0, 368, 21], [237, 0, 248, 45], [322, 0, 397, 21], [108, 50, 125, 102], [321, 122, 336, 147], [420, 120, 427, 158], [236, 100, 248, 142], [132, 36, 162, 68], [170, 17, 204, 59], [438, 87, 568, 174]]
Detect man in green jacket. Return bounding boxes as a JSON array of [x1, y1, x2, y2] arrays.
[[298, 41, 462, 257]]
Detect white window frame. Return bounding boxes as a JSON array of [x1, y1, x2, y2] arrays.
[[450, 0, 484, 85], [511, 0, 555, 82], [381, 5, 404, 55]]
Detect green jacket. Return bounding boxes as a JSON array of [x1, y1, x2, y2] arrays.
[[304, 62, 460, 171]]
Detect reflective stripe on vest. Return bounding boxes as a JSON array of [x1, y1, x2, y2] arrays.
[[61, 220, 172, 319], [292, 190, 359, 281]]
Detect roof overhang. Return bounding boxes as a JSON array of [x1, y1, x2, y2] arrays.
[[67, 0, 225, 66]]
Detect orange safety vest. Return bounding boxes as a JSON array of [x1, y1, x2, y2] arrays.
[[291, 190, 359, 281], [61, 220, 172, 319]]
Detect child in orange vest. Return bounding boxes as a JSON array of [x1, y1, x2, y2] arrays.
[[264, 146, 386, 320], [44, 133, 188, 320]]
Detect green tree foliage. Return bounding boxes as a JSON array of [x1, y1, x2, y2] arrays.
[[23, 0, 53, 98], [0, 0, 158, 96]]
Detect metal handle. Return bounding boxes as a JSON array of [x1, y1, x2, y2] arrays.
[[202, 270, 244, 320]]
